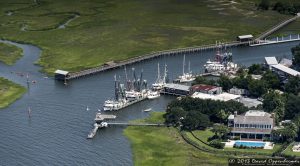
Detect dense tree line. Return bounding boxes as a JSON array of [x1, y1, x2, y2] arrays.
[[164, 97, 248, 130], [258, 0, 300, 15]]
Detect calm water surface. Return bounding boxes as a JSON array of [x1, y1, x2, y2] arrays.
[[0, 40, 299, 166]]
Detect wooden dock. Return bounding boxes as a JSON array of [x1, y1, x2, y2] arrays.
[[62, 13, 300, 81], [65, 41, 248, 80], [255, 14, 300, 40]]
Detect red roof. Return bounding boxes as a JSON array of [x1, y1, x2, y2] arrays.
[[191, 84, 219, 91]]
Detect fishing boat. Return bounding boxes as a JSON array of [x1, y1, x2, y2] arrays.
[[178, 55, 195, 83], [152, 63, 168, 90], [204, 46, 238, 73], [147, 90, 160, 99]]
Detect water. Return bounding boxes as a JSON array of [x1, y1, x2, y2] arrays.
[[0, 40, 299, 165], [235, 141, 266, 148]]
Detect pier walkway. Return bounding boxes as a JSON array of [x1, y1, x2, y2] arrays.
[[256, 14, 300, 40], [106, 122, 165, 127], [66, 41, 247, 80], [63, 14, 300, 81], [250, 34, 300, 47]]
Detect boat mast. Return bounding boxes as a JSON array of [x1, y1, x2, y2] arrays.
[[188, 61, 191, 74], [163, 64, 168, 83], [156, 63, 160, 83], [114, 75, 119, 101], [183, 54, 186, 75]]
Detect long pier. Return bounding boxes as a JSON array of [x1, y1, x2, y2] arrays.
[[66, 41, 247, 80], [87, 121, 165, 139], [63, 13, 300, 81], [256, 14, 300, 40]]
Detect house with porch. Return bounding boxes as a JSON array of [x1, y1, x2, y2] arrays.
[[228, 110, 275, 140]]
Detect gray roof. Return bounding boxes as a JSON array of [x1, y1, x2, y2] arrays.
[[271, 64, 300, 76], [280, 58, 292, 67], [164, 83, 190, 91], [265, 57, 278, 65], [234, 110, 273, 125]]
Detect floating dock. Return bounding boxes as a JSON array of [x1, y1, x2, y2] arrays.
[[88, 113, 165, 139]]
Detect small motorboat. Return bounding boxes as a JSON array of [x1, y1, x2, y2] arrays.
[[143, 108, 152, 112]]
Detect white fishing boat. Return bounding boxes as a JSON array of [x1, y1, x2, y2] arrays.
[[204, 50, 237, 73], [103, 99, 127, 111], [152, 63, 167, 90], [178, 55, 195, 83], [147, 90, 160, 99]]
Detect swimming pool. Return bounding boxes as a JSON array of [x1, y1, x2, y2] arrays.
[[234, 141, 265, 148]]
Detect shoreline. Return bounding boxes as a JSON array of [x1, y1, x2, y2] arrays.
[[0, 77, 26, 109]]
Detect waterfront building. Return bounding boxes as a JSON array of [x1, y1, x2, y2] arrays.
[[54, 70, 69, 80], [190, 84, 222, 95], [228, 110, 275, 140], [229, 87, 249, 96], [265, 57, 300, 78], [162, 83, 190, 96], [237, 34, 253, 42]]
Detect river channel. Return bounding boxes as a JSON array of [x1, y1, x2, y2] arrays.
[[0, 40, 299, 166]]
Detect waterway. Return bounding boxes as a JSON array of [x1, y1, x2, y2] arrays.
[[0, 40, 299, 166]]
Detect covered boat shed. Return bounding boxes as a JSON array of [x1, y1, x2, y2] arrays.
[[237, 35, 253, 42], [54, 70, 69, 80], [162, 83, 190, 96]]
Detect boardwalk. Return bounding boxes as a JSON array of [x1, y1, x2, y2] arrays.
[[256, 14, 300, 40], [106, 122, 165, 127], [66, 41, 247, 80], [63, 14, 300, 81]]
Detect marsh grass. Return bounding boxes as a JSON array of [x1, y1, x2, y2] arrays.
[[0, 77, 26, 108], [0, 0, 292, 74]]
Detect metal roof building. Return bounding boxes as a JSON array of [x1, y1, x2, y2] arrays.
[[265, 57, 300, 77], [265, 57, 278, 65]]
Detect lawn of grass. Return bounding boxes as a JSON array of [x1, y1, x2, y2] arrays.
[[0, 42, 23, 65], [0, 0, 292, 74], [282, 142, 300, 157], [124, 112, 228, 166], [0, 77, 26, 108], [188, 129, 281, 156]]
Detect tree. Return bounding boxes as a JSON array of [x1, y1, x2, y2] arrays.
[[284, 76, 300, 95], [262, 70, 280, 89], [248, 64, 263, 75], [216, 109, 228, 123], [258, 0, 270, 10], [285, 94, 300, 120], [182, 111, 210, 130], [211, 124, 230, 140], [218, 75, 233, 91], [292, 45, 300, 68], [272, 123, 298, 143], [193, 76, 216, 86], [164, 107, 187, 126], [263, 91, 285, 123], [248, 79, 267, 97]]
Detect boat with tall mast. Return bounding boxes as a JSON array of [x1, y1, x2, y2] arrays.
[[177, 55, 195, 83], [152, 63, 167, 90], [204, 43, 238, 73], [103, 75, 127, 111]]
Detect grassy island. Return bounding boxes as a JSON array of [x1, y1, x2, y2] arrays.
[[0, 77, 26, 108], [0, 42, 23, 65], [0, 0, 292, 74]]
